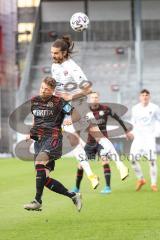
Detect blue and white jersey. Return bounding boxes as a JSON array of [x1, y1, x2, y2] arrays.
[[131, 102, 160, 138], [51, 58, 87, 95]]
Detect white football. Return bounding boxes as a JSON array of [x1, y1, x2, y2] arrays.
[[70, 12, 90, 32]]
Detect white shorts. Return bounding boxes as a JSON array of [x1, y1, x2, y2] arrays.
[[130, 137, 157, 161]]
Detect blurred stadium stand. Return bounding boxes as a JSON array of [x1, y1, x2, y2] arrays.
[[18, 0, 160, 107], [0, 0, 17, 153]]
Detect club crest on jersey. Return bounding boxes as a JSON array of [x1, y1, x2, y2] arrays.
[[63, 70, 68, 76], [47, 101, 54, 107]]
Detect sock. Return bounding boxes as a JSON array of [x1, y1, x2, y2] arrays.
[[103, 164, 111, 187], [35, 164, 46, 203], [131, 160, 144, 180], [45, 177, 75, 198], [149, 160, 157, 185], [73, 143, 93, 176], [76, 168, 84, 189]]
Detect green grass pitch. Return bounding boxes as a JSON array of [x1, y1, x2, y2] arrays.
[[1, 157, 160, 240]]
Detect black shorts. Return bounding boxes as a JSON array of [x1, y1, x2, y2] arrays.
[[34, 135, 62, 171], [84, 142, 103, 160]]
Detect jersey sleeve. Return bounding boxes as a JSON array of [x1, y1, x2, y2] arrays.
[[104, 106, 112, 116], [155, 106, 160, 121], [130, 107, 136, 125], [31, 97, 36, 114], [108, 107, 128, 132]]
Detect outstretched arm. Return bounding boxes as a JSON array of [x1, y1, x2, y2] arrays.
[[110, 110, 128, 133], [64, 62, 92, 101], [109, 110, 133, 140]]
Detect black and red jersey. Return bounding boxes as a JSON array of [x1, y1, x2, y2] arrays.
[[87, 104, 127, 144], [30, 95, 72, 140]]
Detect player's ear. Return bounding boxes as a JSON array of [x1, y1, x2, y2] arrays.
[[63, 50, 67, 58]]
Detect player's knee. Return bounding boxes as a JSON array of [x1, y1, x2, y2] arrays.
[[35, 152, 49, 165], [78, 163, 83, 169], [101, 157, 109, 165], [99, 148, 109, 158]]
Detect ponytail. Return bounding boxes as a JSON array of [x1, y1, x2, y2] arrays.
[[52, 34, 74, 58]]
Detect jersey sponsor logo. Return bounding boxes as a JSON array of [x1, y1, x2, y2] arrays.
[[33, 109, 54, 117]]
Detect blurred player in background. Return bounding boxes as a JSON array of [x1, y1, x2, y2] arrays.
[[24, 77, 82, 212], [72, 92, 129, 194], [126, 89, 160, 192], [51, 35, 129, 188]]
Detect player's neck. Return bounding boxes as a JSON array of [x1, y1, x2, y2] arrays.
[[90, 104, 99, 110], [141, 102, 149, 107], [62, 57, 70, 63], [40, 95, 53, 101]]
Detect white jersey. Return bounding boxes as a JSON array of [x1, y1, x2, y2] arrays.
[[131, 102, 160, 139], [51, 58, 88, 94]]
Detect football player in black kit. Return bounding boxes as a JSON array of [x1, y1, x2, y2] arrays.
[[72, 92, 128, 194], [24, 77, 82, 212]]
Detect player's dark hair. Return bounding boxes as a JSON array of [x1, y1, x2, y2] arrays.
[[90, 91, 100, 96], [140, 89, 150, 95], [52, 35, 74, 58], [42, 76, 56, 89]]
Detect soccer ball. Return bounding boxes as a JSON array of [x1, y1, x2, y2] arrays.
[[70, 12, 89, 32]]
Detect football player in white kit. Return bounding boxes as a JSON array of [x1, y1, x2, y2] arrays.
[[126, 89, 160, 191], [51, 35, 129, 188]]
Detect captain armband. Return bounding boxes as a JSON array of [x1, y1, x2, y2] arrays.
[[62, 103, 74, 115]]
